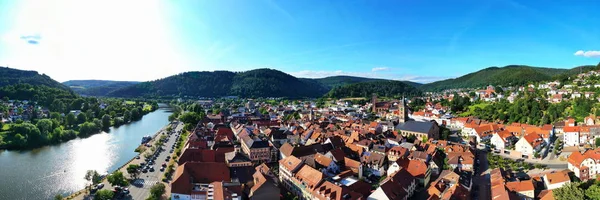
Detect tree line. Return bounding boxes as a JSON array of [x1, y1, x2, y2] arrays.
[[0, 97, 159, 149]]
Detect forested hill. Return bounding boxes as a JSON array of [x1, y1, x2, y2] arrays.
[[0, 67, 76, 106], [326, 80, 422, 98], [107, 69, 329, 98], [0, 67, 71, 90], [420, 65, 595, 91], [63, 80, 139, 96]]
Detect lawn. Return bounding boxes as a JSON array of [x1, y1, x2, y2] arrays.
[[143, 104, 153, 112], [459, 103, 490, 117], [125, 101, 136, 105]]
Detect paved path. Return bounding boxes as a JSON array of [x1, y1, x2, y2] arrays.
[[70, 121, 183, 200]]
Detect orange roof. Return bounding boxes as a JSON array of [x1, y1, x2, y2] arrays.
[[314, 153, 333, 167], [584, 148, 600, 160], [563, 126, 581, 133], [539, 190, 554, 200], [280, 155, 303, 172], [544, 170, 570, 185], [295, 165, 324, 189], [523, 132, 543, 147], [398, 159, 428, 178], [568, 151, 585, 167], [505, 180, 534, 192]]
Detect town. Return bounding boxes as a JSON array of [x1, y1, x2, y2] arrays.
[[151, 69, 600, 200]]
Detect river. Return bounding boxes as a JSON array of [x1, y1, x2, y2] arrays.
[[0, 106, 172, 200]]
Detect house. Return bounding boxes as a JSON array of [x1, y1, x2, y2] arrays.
[[224, 151, 253, 168], [505, 180, 535, 199], [279, 155, 304, 186], [312, 180, 364, 200], [490, 130, 517, 151], [471, 124, 501, 144], [314, 153, 340, 175], [240, 135, 271, 162], [249, 164, 279, 200], [361, 151, 387, 177], [543, 170, 571, 190], [344, 157, 363, 179], [293, 165, 326, 199], [563, 126, 581, 147], [394, 158, 431, 188], [427, 170, 471, 200], [368, 169, 417, 200], [170, 162, 232, 200], [446, 152, 475, 171], [567, 149, 600, 181], [514, 132, 545, 159]]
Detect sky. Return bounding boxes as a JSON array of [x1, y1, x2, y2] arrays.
[[0, 0, 599, 83]]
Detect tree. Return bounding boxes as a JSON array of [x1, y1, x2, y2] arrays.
[[149, 183, 166, 199], [101, 114, 111, 130], [585, 184, 600, 200], [553, 182, 584, 200], [77, 113, 87, 124], [123, 110, 131, 122], [126, 164, 141, 179], [66, 113, 76, 127], [107, 171, 128, 186], [595, 138, 600, 148], [94, 189, 114, 200], [84, 170, 101, 191], [54, 194, 63, 200]]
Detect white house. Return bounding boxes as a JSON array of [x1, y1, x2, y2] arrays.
[[543, 170, 571, 190], [564, 126, 581, 147]]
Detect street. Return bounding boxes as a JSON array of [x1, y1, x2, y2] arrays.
[[473, 149, 490, 200], [128, 121, 183, 200], [72, 121, 183, 200]]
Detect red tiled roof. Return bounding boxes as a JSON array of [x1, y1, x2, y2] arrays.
[[171, 162, 231, 195], [568, 151, 585, 167], [544, 170, 571, 185], [505, 180, 534, 192], [564, 126, 580, 132]]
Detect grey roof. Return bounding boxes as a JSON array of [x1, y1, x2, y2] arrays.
[[225, 151, 252, 163], [242, 136, 270, 148], [395, 121, 434, 134]]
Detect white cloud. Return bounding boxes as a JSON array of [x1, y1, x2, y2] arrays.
[[371, 67, 389, 72], [574, 50, 600, 57]]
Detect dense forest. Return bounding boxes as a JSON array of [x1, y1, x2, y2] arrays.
[[108, 69, 329, 98], [63, 80, 139, 96], [0, 67, 71, 90], [420, 65, 597, 91], [325, 80, 422, 98]]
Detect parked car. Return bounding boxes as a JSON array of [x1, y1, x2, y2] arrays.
[[96, 183, 105, 189]]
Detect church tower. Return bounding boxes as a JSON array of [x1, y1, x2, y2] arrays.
[[399, 96, 408, 123], [372, 93, 378, 113]]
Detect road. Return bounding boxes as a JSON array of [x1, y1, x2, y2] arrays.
[[128, 121, 183, 200], [473, 149, 490, 200], [72, 121, 183, 200]]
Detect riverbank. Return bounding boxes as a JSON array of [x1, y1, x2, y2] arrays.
[[65, 121, 179, 200], [0, 108, 173, 200], [0, 108, 160, 151]]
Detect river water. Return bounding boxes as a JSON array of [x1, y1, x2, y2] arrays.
[[0, 106, 172, 200]]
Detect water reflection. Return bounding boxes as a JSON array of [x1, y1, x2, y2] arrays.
[[0, 107, 171, 200]]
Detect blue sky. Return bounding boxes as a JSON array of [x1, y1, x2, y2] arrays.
[[0, 0, 599, 83]]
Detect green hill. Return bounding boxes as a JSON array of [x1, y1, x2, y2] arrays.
[[108, 69, 411, 98], [0, 67, 76, 105], [326, 80, 422, 98], [420, 65, 575, 91], [63, 80, 139, 96], [108, 69, 331, 98]]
